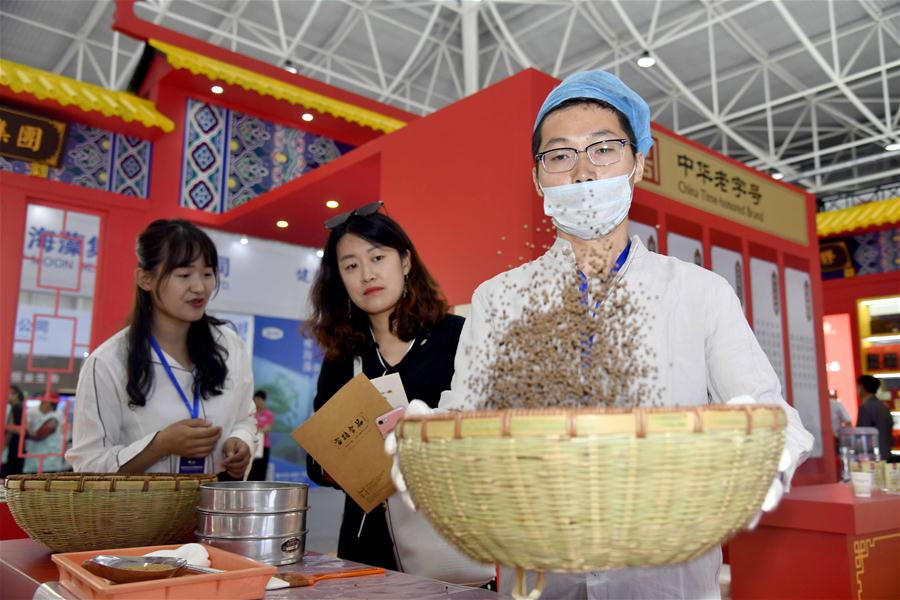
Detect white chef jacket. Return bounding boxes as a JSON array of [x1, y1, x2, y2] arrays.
[[440, 235, 814, 599], [66, 325, 257, 474]]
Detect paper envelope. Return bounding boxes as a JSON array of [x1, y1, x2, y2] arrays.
[[292, 373, 396, 513]]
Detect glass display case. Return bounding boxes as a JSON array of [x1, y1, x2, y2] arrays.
[[857, 295, 900, 459]]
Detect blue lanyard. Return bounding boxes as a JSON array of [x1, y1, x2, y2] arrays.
[[578, 239, 631, 295], [149, 337, 200, 419]]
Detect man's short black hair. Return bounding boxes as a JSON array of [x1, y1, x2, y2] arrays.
[[531, 98, 638, 160], [857, 375, 880, 395], [254, 390, 267, 401]]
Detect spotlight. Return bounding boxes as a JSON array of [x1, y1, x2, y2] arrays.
[[325, 200, 340, 209], [302, 113, 314, 122], [771, 172, 784, 181], [284, 61, 298, 74], [316, 249, 324, 258], [211, 85, 224, 94], [886, 142, 900, 152], [276, 220, 289, 228], [637, 51, 656, 68], [240, 236, 249, 245]]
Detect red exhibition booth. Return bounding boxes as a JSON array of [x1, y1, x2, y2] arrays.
[[1, 2, 896, 598]]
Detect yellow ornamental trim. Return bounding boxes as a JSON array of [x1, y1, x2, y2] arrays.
[[150, 40, 406, 134], [817, 197, 900, 237], [0, 59, 174, 133]]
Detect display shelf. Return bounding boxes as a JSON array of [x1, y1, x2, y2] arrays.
[[863, 333, 900, 343], [858, 295, 900, 378]]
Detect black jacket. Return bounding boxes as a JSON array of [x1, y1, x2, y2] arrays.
[[306, 314, 464, 569], [857, 395, 897, 463]]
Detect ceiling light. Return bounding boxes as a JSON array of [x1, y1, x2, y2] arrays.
[[82, 351, 89, 358], [284, 62, 298, 74], [276, 220, 289, 229], [637, 51, 656, 68], [886, 142, 900, 152], [239, 236, 249, 245], [210, 85, 224, 94], [301, 113, 314, 122], [771, 172, 784, 180], [325, 200, 340, 209], [316, 249, 325, 258]]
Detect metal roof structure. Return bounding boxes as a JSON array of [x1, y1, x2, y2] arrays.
[[1, 0, 898, 205]]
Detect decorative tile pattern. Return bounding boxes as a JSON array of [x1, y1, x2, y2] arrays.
[[49, 123, 113, 190], [180, 98, 228, 212], [852, 229, 899, 276], [821, 227, 899, 280], [178, 99, 356, 213], [111, 135, 152, 197], [0, 154, 33, 175], [0, 123, 152, 199], [224, 114, 353, 211]]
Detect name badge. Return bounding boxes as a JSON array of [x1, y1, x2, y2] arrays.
[[179, 457, 206, 474]]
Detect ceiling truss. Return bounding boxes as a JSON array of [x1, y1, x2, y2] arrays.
[[1, 0, 897, 202]]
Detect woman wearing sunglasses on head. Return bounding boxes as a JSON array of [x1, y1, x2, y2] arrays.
[[305, 202, 465, 572]]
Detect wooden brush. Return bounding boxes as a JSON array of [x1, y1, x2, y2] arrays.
[[277, 567, 385, 587]]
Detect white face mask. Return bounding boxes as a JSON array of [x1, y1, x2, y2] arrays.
[[540, 167, 635, 240]]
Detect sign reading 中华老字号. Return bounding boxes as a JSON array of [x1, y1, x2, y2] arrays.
[[639, 129, 810, 246], [0, 105, 67, 167]]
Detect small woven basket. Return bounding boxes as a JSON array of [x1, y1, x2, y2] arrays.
[[4, 472, 216, 552], [397, 405, 786, 574]]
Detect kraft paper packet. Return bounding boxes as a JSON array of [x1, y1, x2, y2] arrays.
[[293, 373, 395, 513]]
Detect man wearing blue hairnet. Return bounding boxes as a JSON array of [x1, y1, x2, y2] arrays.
[[390, 70, 814, 598]]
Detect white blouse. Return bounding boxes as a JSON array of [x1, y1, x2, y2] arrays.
[[66, 325, 257, 474]]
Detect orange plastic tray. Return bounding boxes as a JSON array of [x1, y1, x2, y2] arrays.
[[51, 543, 276, 600]]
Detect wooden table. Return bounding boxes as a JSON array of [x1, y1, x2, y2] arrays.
[[0, 538, 499, 599], [729, 483, 900, 599]]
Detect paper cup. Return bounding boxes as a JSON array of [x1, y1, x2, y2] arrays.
[[850, 471, 873, 498]]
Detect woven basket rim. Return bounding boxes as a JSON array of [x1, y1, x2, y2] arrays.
[[398, 404, 786, 441], [4, 472, 217, 490], [401, 404, 784, 421]]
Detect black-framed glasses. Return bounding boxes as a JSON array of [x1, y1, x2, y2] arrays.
[[324, 201, 384, 229], [535, 139, 633, 173]]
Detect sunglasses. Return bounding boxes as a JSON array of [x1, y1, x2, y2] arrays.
[[324, 201, 384, 229]]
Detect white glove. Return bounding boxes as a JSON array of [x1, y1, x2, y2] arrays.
[[383, 399, 435, 511], [726, 395, 794, 530]]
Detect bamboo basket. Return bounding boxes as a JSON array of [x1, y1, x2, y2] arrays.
[[4, 473, 217, 552], [396, 405, 786, 574]]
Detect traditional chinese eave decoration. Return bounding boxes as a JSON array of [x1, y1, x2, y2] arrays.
[[0, 59, 174, 134], [817, 197, 900, 237], [149, 40, 406, 135]]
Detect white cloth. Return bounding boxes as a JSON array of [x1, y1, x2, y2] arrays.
[[66, 325, 257, 474], [440, 235, 814, 599], [24, 409, 66, 473]]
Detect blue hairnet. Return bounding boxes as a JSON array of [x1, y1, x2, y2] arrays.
[[534, 70, 653, 155]]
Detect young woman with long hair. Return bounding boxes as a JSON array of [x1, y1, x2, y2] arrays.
[[67, 219, 256, 477], [306, 202, 464, 571]]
